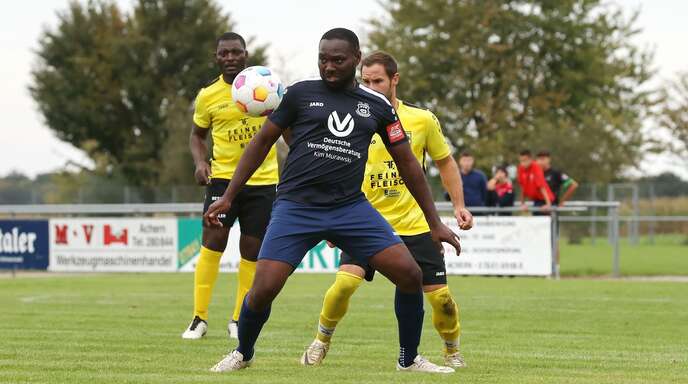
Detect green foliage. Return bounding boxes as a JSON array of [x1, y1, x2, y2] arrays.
[[29, 0, 268, 187], [367, 0, 655, 182], [660, 71, 688, 158]]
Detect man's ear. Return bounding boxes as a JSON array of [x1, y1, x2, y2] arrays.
[[392, 72, 400, 87]]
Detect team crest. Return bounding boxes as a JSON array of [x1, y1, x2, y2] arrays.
[[356, 102, 371, 118]]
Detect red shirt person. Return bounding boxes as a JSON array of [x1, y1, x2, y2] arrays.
[[517, 150, 554, 212]]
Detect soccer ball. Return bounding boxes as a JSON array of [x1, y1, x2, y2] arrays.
[[231, 66, 284, 117]]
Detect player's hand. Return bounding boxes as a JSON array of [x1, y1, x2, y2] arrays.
[[454, 207, 473, 230], [541, 203, 552, 213], [203, 197, 231, 228], [430, 222, 461, 256], [520, 203, 529, 212], [194, 162, 211, 185], [326, 241, 336, 248]]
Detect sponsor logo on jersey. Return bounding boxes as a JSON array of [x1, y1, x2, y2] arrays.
[[356, 102, 371, 117], [386, 120, 405, 143], [327, 111, 355, 137]]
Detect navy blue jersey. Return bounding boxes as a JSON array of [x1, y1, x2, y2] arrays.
[[269, 79, 408, 205]]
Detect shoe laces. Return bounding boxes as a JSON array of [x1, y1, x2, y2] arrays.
[[446, 352, 465, 366], [307, 341, 328, 359], [189, 316, 205, 331], [214, 350, 244, 370]]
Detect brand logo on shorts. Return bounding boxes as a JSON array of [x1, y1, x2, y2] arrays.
[[356, 102, 371, 118], [327, 111, 355, 137], [309, 101, 324, 107], [435, 271, 446, 276]]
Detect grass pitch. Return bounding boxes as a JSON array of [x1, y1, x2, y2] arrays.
[[561, 235, 688, 276], [1, 273, 686, 383]]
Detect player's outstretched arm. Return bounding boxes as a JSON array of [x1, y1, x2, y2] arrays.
[[387, 143, 461, 255], [204, 119, 283, 227]]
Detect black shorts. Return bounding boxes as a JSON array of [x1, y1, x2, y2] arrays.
[[202, 179, 276, 240], [339, 232, 447, 285]]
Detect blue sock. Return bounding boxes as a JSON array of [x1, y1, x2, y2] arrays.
[[394, 288, 424, 367], [235, 296, 271, 361]]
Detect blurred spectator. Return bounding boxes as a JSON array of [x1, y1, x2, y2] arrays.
[[517, 150, 554, 214], [449, 151, 487, 213], [536, 151, 578, 206], [487, 165, 515, 215]]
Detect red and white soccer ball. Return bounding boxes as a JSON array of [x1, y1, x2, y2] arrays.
[[231, 66, 284, 117]]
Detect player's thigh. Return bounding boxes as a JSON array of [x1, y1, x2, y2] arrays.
[[247, 259, 294, 311], [202, 179, 238, 250], [339, 252, 372, 280], [256, 198, 323, 269], [402, 233, 448, 287], [368, 243, 422, 293], [327, 198, 402, 269], [236, 184, 276, 243]]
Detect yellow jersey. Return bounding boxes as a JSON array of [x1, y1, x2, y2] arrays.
[[193, 75, 278, 185], [363, 100, 451, 236]]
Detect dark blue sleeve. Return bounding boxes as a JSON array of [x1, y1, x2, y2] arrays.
[[267, 83, 299, 129], [375, 103, 408, 147]]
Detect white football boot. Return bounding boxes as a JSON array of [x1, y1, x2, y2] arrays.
[[396, 355, 455, 373], [181, 316, 207, 340], [227, 320, 239, 339], [300, 339, 330, 365], [444, 351, 467, 368], [210, 350, 252, 372]]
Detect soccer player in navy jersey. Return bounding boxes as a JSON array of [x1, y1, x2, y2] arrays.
[[205, 28, 460, 374]]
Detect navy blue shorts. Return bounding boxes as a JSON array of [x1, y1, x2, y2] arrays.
[[258, 197, 402, 268]]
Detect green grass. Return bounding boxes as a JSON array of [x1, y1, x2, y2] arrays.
[[561, 235, 688, 276], [1, 274, 687, 383]]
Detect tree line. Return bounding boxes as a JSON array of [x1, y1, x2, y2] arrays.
[[27, 0, 687, 193]]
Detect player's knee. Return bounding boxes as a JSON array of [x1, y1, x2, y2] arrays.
[[239, 235, 262, 261], [246, 288, 274, 312], [202, 228, 229, 251], [397, 264, 422, 292], [332, 271, 363, 296], [246, 281, 281, 311], [427, 287, 457, 317]]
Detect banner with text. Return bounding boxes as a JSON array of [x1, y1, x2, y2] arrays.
[[442, 215, 552, 276], [0, 220, 49, 270], [49, 218, 177, 272], [177, 218, 340, 272]]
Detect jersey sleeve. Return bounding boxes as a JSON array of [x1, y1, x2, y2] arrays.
[[375, 104, 408, 147], [561, 172, 575, 189], [425, 111, 451, 160], [267, 83, 299, 130], [192, 90, 210, 129]]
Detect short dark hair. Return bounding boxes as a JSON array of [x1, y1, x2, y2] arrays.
[[361, 51, 398, 79], [519, 149, 532, 157], [536, 150, 551, 158], [321, 28, 360, 51], [460, 151, 473, 158], [216, 32, 246, 49], [495, 165, 508, 174]]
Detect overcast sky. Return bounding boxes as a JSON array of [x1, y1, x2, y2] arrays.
[[1, 0, 686, 179]]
